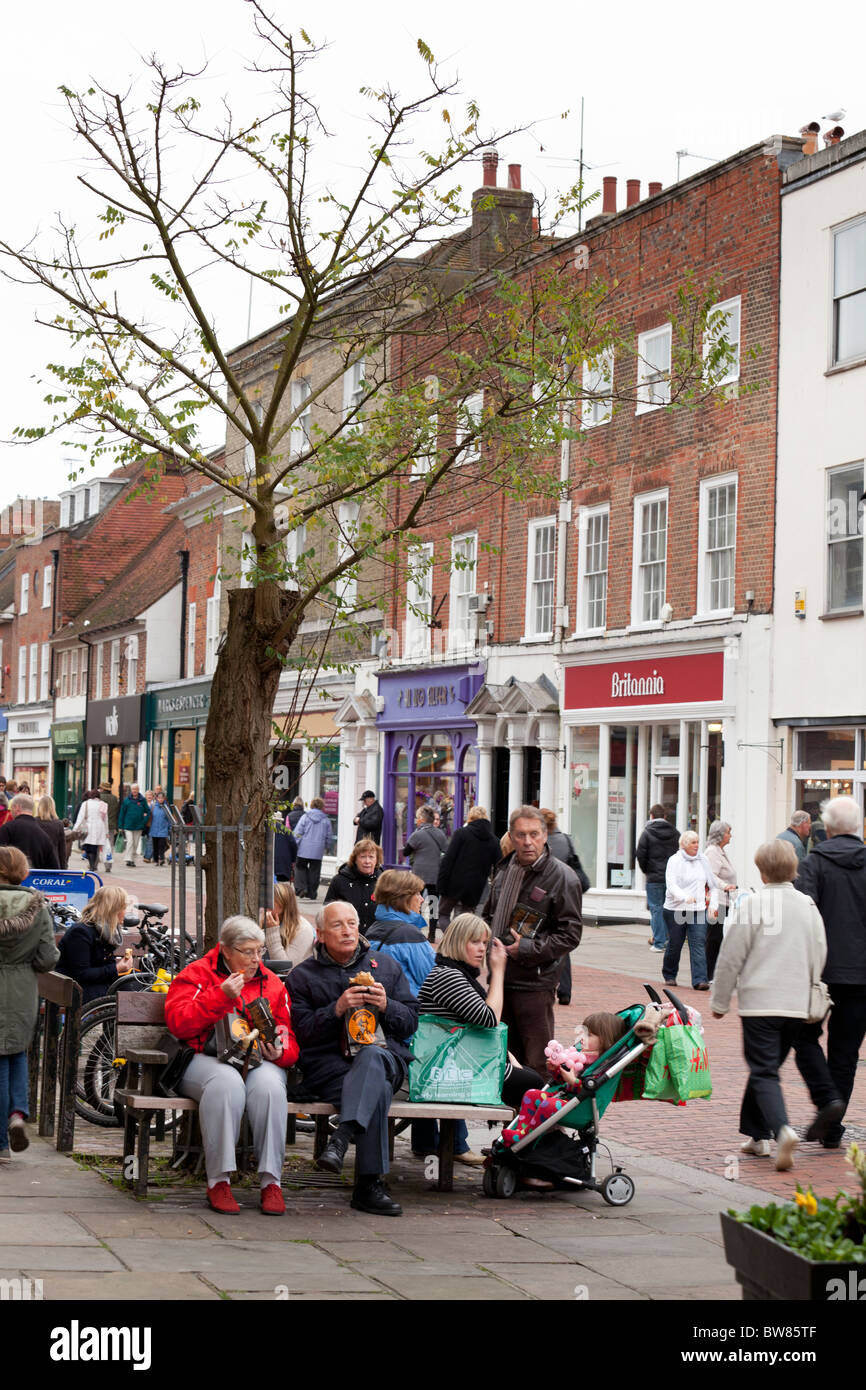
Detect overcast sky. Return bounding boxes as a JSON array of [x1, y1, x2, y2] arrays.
[[2, 0, 863, 510]]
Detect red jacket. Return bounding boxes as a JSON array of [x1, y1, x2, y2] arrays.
[[165, 946, 299, 1069]]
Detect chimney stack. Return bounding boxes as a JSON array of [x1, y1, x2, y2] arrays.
[[508, 163, 522, 190], [626, 178, 640, 208], [800, 122, 820, 156], [482, 150, 499, 187], [823, 125, 845, 148], [648, 180, 662, 198], [602, 176, 617, 214]]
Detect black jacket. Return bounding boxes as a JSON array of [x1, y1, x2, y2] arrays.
[[273, 827, 298, 880], [484, 847, 583, 992], [437, 819, 502, 905], [39, 818, 69, 871], [635, 819, 680, 882], [355, 800, 384, 844], [288, 939, 418, 1092], [57, 921, 121, 1005], [323, 861, 381, 932], [795, 836, 866, 984], [0, 815, 61, 871]]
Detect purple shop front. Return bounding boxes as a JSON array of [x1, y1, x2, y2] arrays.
[[377, 665, 483, 863]]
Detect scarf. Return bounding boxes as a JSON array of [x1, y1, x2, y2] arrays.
[[436, 954, 485, 997]]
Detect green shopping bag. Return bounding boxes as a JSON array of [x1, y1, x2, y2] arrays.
[[663, 1021, 712, 1100], [641, 1032, 680, 1102], [409, 1015, 508, 1105]]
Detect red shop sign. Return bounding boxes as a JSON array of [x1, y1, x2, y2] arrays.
[[564, 652, 724, 710]]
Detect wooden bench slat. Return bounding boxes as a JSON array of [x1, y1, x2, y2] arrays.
[[122, 1048, 170, 1065], [117, 993, 167, 1023], [116, 1094, 197, 1111]]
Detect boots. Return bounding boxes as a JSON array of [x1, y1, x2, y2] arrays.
[[350, 1175, 402, 1216]]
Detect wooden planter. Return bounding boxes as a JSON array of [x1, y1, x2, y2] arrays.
[[720, 1211, 863, 1301]]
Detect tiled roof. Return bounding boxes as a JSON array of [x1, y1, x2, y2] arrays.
[[59, 518, 186, 640]]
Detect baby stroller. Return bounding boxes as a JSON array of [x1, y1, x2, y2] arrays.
[[482, 985, 690, 1207]]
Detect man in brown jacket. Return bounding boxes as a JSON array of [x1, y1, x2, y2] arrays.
[[484, 805, 583, 1072]]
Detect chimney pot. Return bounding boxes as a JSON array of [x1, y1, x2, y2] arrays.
[[626, 178, 640, 208], [648, 181, 662, 198], [800, 122, 820, 156], [508, 163, 522, 190], [602, 176, 617, 214], [482, 150, 499, 187], [823, 125, 845, 148]]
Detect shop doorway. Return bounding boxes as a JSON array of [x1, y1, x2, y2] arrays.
[[492, 746, 510, 838], [523, 747, 541, 806]]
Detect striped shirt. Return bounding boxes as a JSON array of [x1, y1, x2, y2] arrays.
[[417, 962, 497, 1029]]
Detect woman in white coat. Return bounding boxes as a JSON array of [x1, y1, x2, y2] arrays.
[[72, 791, 110, 873], [662, 830, 718, 991]]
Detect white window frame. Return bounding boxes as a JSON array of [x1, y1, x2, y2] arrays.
[[186, 602, 196, 678], [405, 543, 434, 659], [40, 644, 49, 702], [20, 573, 29, 615], [825, 461, 865, 614], [95, 643, 104, 700], [337, 502, 361, 608], [636, 325, 671, 414], [18, 646, 27, 704], [69, 648, 79, 698], [703, 296, 741, 387], [205, 597, 220, 676], [60, 495, 70, 528], [342, 359, 366, 431], [630, 488, 669, 628], [109, 639, 121, 698], [575, 503, 610, 635], [456, 391, 483, 464], [523, 517, 556, 640], [448, 532, 478, 651], [290, 377, 312, 457], [28, 643, 38, 703], [59, 650, 70, 700], [42, 564, 53, 610], [832, 216, 866, 368], [411, 412, 438, 479], [79, 646, 87, 699], [283, 524, 306, 592], [126, 634, 139, 694], [581, 350, 614, 429], [697, 473, 738, 619]]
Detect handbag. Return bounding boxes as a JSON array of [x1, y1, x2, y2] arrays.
[[807, 979, 833, 1026], [409, 1015, 508, 1104], [156, 1036, 196, 1099]]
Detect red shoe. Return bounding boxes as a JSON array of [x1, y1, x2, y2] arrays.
[[260, 1182, 285, 1216], [207, 1181, 239, 1215]]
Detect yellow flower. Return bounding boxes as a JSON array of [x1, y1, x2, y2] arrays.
[[794, 1192, 808, 1208], [794, 1191, 818, 1215]]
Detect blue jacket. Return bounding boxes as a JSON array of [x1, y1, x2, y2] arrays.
[[367, 905, 436, 997], [293, 808, 334, 860], [149, 801, 172, 837]]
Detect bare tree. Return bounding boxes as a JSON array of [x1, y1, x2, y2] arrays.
[[1, 5, 734, 941]]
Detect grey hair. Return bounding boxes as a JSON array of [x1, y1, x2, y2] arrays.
[[820, 796, 862, 837], [679, 830, 699, 847], [790, 810, 812, 828], [417, 805, 435, 823], [219, 916, 265, 951], [316, 902, 359, 931], [508, 805, 548, 833], [706, 820, 731, 846], [10, 793, 34, 816]]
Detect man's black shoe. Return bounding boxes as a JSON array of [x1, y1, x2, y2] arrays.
[[822, 1133, 845, 1150], [350, 1176, 402, 1216], [557, 994, 571, 1006], [316, 1133, 349, 1175], [804, 1099, 845, 1143]]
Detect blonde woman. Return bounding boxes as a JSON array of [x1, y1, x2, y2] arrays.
[[57, 885, 134, 1004], [261, 882, 316, 966], [36, 795, 69, 871]]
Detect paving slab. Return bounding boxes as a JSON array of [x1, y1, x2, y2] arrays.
[[484, 1263, 649, 1300], [76, 1213, 220, 1240], [0, 1214, 100, 1246], [227, 1290, 399, 1301], [0, 1196, 133, 1213], [384, 1234, 571, 1263], [0, 1248, 124, 1271], [516, 1232, 718, 1261], [103, 1236, 358, 1276], [367, 1272, 531, 1300], [206, 1268, 383, 1293], [564, 1252, 736, 1287], [650, 1284, 741, 1301], [313, 1239, 422, 1262], [21, 1271, 223, 1300]]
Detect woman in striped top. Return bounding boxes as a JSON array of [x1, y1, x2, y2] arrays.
[[417, 913, 542, 1109]]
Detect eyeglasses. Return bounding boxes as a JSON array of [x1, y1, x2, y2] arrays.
[[231, 947, 266, 961]]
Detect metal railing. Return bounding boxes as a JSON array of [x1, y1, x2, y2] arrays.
[[167, 804, 275, 958], [27, 972, 83, 1153]]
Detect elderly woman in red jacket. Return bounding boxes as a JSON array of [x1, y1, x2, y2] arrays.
[[165, 915, 299, 1216]]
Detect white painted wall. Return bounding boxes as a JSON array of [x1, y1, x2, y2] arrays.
[[144, 584, 183, 684]]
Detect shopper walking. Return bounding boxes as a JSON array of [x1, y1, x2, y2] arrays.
[[117, 784, 151, 867], [70, 791, 109, 874], [36, 796, 69, 871], [662, 831, 718, 990], [293, 798, 334, 900], [776, 810, 812, 863], [704, 820, 738, 982], [436, 805, 502, 938], [636, 806, 680, 953], [0, 794, 61, 870], [148, 791, 172, 866]]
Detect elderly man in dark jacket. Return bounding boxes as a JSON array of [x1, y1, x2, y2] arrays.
[[484, 805, 582, 1073], [0, 795, 60, 870], [288, 899, 418, 1215], [437, 805, 501, 935], [354, 791, 384, 845], [793, 795, 866, 1149]]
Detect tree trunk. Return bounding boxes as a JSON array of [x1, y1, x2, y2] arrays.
[[202, 584, 299, 948]]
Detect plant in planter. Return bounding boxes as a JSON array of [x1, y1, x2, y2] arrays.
[[720, 1142, 866, 1300]]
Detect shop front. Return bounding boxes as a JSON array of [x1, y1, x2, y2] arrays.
[[6, 708, 52, 798], [774, 721, 866, 836], [377, 665, 483, 864], [51, 720, 86, 817], [563, 648, 732, 918], [86, 695, 146, 797], [148, 679, 211, 809]]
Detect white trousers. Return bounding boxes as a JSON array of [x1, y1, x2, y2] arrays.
[[179, 1053, 288, 1182]]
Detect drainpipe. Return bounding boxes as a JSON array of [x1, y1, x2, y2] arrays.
[[554, 400, 572, 643], [48, 549, 60, 697], [178, 549, 190, 679]]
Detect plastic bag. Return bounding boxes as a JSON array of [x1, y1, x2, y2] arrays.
[[409, 1015, 507, 1105]]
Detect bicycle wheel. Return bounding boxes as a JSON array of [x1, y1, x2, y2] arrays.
[[75, 1004, 122, 1127]]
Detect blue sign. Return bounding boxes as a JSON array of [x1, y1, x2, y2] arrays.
[[24, 871, 103, 911]]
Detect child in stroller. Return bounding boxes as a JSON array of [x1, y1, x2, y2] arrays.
[[501, 1012, 630, 1148], [483, 987, 682, 1206]]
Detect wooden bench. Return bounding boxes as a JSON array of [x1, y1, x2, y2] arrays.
[[114, 993, 512, 1196]]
